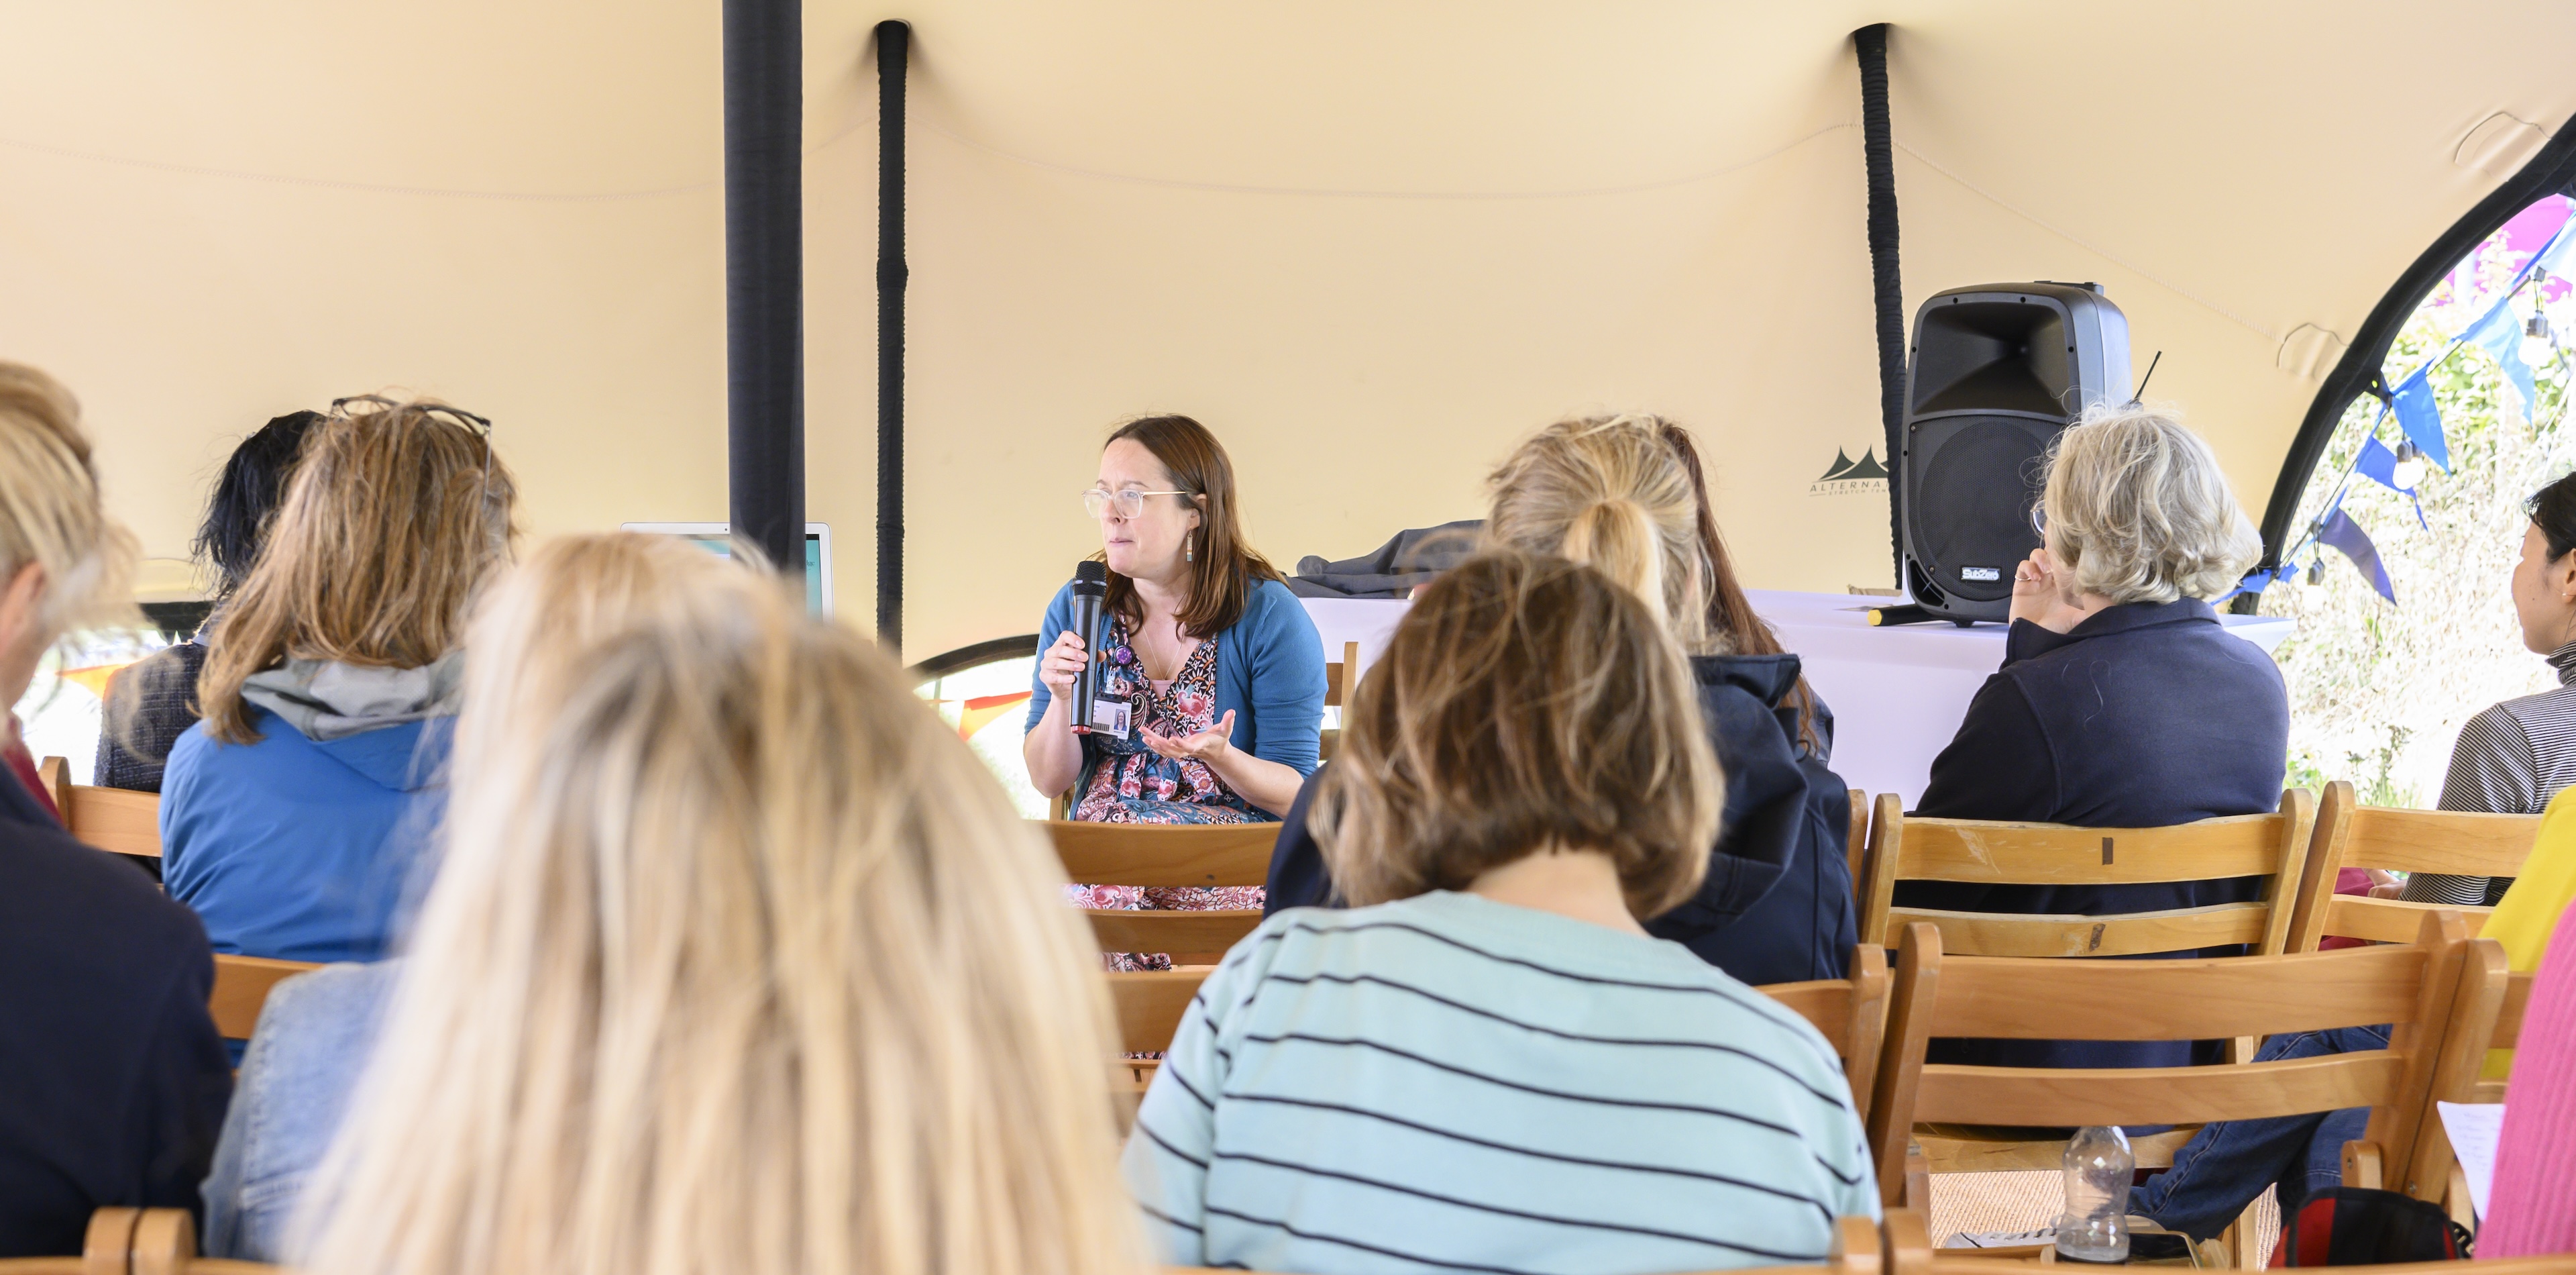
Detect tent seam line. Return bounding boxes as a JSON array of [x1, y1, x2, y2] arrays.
[[1894, 139, 2280, 344]]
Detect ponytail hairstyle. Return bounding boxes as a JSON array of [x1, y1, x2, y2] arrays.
[[1485, 415, 1711, 655]]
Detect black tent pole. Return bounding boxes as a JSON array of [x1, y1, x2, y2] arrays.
[[723, 0, 806, 589], [877, 21, 910, 656], [1855, 24, 1905, 584]]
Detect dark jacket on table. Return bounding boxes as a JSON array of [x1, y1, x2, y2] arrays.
[[95, 642, 209, 795], [0, 757, 231, 1255], [1265, 652, 1858, 986], [1897, 597, 2290, 1070]]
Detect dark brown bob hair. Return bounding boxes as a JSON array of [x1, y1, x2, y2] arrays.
[[1099, 414, 1281, 638], [1313, 548, 1722, 919]]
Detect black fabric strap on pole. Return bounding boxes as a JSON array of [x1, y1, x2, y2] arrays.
[[723, 0, 806, 589], [876, 20, 909, 656], [1855, 24, 1905, 582]]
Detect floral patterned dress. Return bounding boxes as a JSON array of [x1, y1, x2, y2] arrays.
[[1068, 615, 1268, 972]]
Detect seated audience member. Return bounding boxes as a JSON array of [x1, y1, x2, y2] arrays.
[[280, 534, 1138, 1275], [2129, 781, 2576, 1238], [2482, 897, 2576, 1255], [0, 362, 231, 1254], [1128, 550, 1877, 1274], [1024, 415, 1325, 968], [1900, 404, 2279, 1070], [97, 410, 321, 793], [1267, 415, 1856, 984], [161, 398, 516, 962], [203, 533, 733, 1258], [2404, 469, 2576, 906]]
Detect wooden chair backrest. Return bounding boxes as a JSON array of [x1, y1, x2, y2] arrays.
[[1110, 968, 1210, 1056], [1846, 791, 1870, 909], [1864, 910, 2501, 1208], [2288, 780, 2541, 951], [1759, 945, 1891, 1123], [64, 785, 162, 858], [36, 755, 70, 815], [209, 954, 320, 1040], [1320, 641, 1360, 762], [1859, 788, 2316, 958], [57, 1207, 280, 1275], [1046, 821, 1273, 960]]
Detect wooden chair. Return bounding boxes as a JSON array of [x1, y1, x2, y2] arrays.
[[1866, 911, 2505, 1223], [1847, 790, 1871, 909], [1046, 820, 1273, 964], [2428, 961, 2535, 1228], [1858, 788, 2316, 960], [1759, 944, 1892, 1123], [37, 756, 165, 858], [2288, 779, 2540, 952], [36, 1207, 280, 1275], [209, 954, 319, 1040], [1320, 640, 1360, 763], [1110, 966, 1211, 1094]]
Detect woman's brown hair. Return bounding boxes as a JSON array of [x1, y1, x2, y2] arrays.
[[1098, 415, 1281, 638], [1313, 549, 1722, 919], [197, 400, 517, 743], [1655, 420, 1824, 753]]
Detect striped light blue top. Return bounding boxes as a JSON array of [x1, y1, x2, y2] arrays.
[[1122, 891, 1879, 1275]]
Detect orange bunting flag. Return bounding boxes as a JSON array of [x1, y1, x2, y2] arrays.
[[57, 662, 136, 701], [955, 691, 1032, 741]]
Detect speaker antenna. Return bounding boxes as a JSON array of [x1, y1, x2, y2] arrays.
[[2128, 351, 2163, 405]]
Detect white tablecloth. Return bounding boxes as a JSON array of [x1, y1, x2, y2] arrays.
[[1301, 591, 2295, 807]]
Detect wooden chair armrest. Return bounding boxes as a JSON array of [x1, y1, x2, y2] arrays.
[[2343, 1139, 2383, 1191]]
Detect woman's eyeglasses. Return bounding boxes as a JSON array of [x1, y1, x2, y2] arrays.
[[1081, 488, 1189, 519]]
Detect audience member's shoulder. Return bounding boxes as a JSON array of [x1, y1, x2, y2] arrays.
[[0, 812, 209, 955]]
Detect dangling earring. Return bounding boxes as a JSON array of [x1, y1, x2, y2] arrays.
[[1186, 533, 1195, 563]]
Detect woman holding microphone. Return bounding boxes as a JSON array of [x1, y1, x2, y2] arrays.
[[1024, 416, 1324, 961]]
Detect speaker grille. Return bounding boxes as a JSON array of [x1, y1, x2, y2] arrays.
[[1909, 413, 2052, 603]]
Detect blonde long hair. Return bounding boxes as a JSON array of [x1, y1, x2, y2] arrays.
[[294, 533, 1142, 1275], [1485, 414, 1713, 654], [198, 399, 517, 742], [0, 363, 138, 638]]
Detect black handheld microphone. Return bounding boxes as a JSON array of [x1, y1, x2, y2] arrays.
[[1068, 560, 1109, 732]]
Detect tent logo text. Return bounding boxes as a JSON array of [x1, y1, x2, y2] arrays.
[[1810, 447, 1888, 497]]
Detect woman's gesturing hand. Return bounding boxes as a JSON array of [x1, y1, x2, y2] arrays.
[[1141, 709, 1236, 764], [1038, 629, 1089, 701], [2008, 548, 2091, 634]]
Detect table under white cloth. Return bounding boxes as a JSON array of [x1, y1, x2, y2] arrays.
[[1300, 591, 2294, 808]]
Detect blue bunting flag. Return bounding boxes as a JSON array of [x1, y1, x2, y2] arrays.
[[2351, 436, 2430, 529], [2389, 371, 2450, 473], [2463, 295, 2539, 422], [2318, 507, 2396, 603]]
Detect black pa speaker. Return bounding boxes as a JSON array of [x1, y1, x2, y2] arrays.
[[1898, 282, 2131, 624]]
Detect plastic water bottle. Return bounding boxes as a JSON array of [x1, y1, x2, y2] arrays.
[[2055, 1125, 2133, 1264]]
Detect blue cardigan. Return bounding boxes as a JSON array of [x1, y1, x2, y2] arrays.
[[1026, 576, 1326, 809], [162, 708, 450, 964]]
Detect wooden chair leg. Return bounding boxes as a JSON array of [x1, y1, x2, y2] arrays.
[[1903, 1139, 1931, 1213]]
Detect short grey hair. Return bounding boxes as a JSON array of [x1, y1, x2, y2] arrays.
[[2041, 404, 2259, 604]]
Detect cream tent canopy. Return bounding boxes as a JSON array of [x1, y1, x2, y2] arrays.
[[3, 2, 2573, 659]]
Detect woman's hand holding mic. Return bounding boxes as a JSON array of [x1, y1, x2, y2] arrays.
[[1039, 630, 1090, 702]]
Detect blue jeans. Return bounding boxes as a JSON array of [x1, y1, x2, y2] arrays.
[[2125, 1024, 2387, 1240]]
